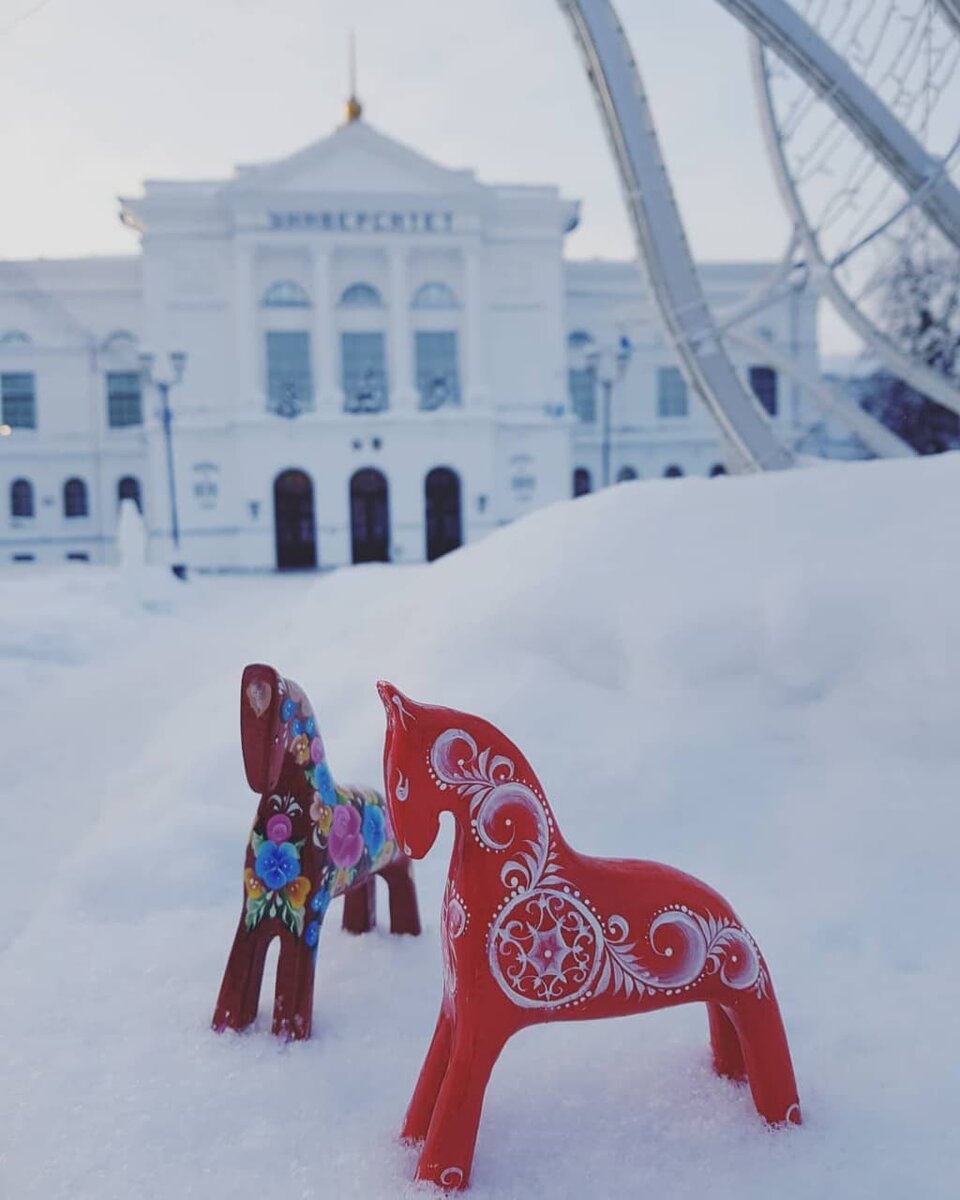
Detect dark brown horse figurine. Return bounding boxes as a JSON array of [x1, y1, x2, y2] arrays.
[[213, 664, 420, 1040], [377, 682, 800, 1190]]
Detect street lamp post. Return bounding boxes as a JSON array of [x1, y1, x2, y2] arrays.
[[587, 334, 633, 488], [139, 350, 188, 577]]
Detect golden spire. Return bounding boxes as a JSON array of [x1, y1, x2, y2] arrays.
[[345, 29, 363, 123]]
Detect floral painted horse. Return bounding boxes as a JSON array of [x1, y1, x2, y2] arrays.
[[377, 682, 801, 1191], [212, 664, 420, 1040]]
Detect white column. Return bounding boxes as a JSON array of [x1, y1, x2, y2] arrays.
[[234, 243, 259, 411], [464, 248, 488, 409], [312, 248, 341, 411], [389, 247, 417, 410]]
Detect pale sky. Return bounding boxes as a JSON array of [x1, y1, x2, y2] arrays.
[[0, 0, 858, 352]]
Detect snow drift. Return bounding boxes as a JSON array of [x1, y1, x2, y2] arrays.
[[0, 455, 958, 1198]]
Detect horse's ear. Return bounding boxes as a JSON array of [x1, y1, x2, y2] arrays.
[[240, 664, 285, 794]]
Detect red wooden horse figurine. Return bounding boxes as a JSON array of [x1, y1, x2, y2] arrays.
[[377, 682, 801, 1190], [212, 664, 420, 1040]]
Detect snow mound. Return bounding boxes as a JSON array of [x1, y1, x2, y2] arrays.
[[0, 456, 958, 1198]]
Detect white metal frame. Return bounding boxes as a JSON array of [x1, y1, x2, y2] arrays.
[[558, 0, 794, 472], [716, 0, 960, 250], [749, 37, 960, 416]]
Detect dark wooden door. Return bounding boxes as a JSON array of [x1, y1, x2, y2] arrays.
[[350, 468, 390, 563], [425, 467, 462, 562], [274, 469, 317, 570]]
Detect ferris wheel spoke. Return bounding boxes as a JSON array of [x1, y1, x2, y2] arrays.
[[750, 7, 960, 418], [721, 0, 960, 247]]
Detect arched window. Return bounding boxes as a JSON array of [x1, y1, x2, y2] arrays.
[[101, 329, 138, 353], [709, 463, 728, 477], [616, 466, 638, 483], [10, 478, 33, 517], [573, 467, 592, 497], [412, 282, 459, 310], [64, 477, 88, 518], [0, 330, 31, 347], [117, 475, 142, 513], [339, 283, 383, 309], [663, 464, 684, 478], [262, 281, 311, 308], [749, 365, 778, 417]]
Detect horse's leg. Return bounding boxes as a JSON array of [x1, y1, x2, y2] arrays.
[[727, 992, 802, 1126], [381, 858, 422, 936], [272, 921, 321, 1041], [707, 1001, 746, 1080], [212, 919, 273, 1033], [416, 1015, 508, 1190], [402, 1008, 454, 1144], [342, 875, 377, 934]]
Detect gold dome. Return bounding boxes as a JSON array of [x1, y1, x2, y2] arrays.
[[345, 93, 363, 123]]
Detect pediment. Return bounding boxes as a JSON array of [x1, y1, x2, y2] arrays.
[[228, 120, 482, 199]]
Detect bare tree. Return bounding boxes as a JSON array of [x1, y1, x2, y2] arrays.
[[858, 240, 960, 453], [880, 248, 960, 379]]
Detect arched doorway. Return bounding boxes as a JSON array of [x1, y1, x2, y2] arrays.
[[573, 466, 592, 497], [425, 466, 462, 561], [117, 475, 142, 513], [274, 469, 317, 570], [350, 468, 390, 563]]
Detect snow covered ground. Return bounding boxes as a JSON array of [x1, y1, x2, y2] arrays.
[[1, 455, 958, 1199]]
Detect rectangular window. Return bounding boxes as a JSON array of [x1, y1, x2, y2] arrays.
[[416, 331, 460, 410], [1, 372, 36, 428], [749, 366, 778, 417], [341, 331, 388, 413], [657, 366, 688, 418], [106, 371, 143, 428], [266, 331, 313, 416], [568, 367, 597, 422]]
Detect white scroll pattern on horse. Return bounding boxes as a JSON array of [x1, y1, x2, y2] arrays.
[[429, 727, 768, 1010]]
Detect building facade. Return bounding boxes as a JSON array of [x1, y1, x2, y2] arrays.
[[0, 115, 818, 570]]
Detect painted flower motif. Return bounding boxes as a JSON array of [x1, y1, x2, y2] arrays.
[[255, 840, 300, 890], [266, 813, 292, 845], [281, 697, 296, 722], [284, 875, 311, 909], [310, 795, 333, 835], [362, 804, 386, 859], [328, 803, 364, 869], [310, 735, 325, 764], [304, 921, 321, 948], [305, 716, 316, 738], [314, 764, 337, 807], [291, 734, 311, 766], [291, 718, 304, 737], [244, 867, 265, 899]]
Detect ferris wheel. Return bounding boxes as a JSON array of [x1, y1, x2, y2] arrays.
[[557, 0, 960, 470]]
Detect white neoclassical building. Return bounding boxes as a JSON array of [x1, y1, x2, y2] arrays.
[[0, 105, 819, 570]]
